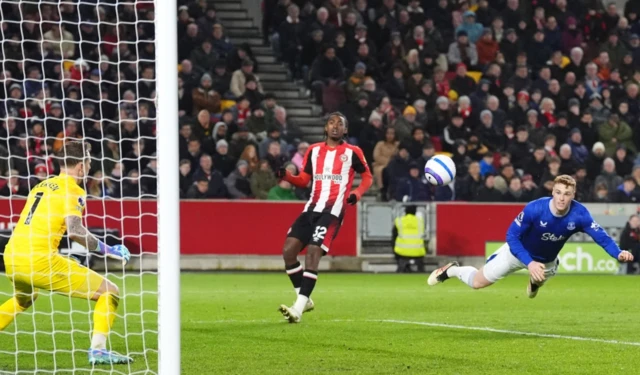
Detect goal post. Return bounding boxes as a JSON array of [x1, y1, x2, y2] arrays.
[[155, 0, 181, 373], [0, 0, 179, 372]]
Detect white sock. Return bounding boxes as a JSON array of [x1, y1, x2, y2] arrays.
[[292, 295, 309, 315], [91, 333, 107, 350], [294, 287, 300, 295], [447, 266, 478, 288]]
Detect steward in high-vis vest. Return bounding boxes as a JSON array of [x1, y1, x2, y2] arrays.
[[392, 205, 426, 273]]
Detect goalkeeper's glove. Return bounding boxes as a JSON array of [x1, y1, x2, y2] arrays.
[[97, 242, 131, 264], [346, 193, 359, 205], [275, 167, 287, 179]]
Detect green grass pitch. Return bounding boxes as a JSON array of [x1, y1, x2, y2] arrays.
[[0, 272, 639, 374]]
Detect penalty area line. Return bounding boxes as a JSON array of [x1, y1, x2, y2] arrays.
[[369, 319, 640, 347], [191, 319, 640, 347]]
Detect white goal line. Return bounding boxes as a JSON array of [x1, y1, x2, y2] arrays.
[[187, 319, 640, 347]]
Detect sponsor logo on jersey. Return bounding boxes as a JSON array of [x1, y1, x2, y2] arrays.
[[541, 233, 565, 242], [340, 154, 348, 162], [78, 196, 86, 207], [313, 174, 343, 182], [515, 212, 524, 226], [567, 222, 575, 230]]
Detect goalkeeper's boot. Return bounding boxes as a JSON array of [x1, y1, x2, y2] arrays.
[[88, 349, 133, 365], [427, 261, 459, 286], [527, 279, 543, 299], [303, 298, 315, 313], [278, 304, 301, 323]]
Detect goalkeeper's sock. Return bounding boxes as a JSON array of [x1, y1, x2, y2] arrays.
[[0, 297, 28, 330], [285, 261, 303, 295], [92, 293, 119, 350], [293, 270, 317, 313], [447, 266, 478, 288]]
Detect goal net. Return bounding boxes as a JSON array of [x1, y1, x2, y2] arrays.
[[0, 0, 159, 373]]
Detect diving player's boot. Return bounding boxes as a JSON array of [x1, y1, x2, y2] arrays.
[[527, 279, 542, 298], [427, 261, 459, 286]]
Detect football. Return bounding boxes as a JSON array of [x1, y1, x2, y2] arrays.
[[424, 155, 456, 186]]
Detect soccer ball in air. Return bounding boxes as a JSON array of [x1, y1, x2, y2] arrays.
[[424, 155, 456, 186]]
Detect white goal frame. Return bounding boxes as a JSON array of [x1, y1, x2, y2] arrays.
[[155, 0, 180, 374]]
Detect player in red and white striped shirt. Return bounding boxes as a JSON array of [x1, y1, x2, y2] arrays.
[[277, 112, 373, 323]]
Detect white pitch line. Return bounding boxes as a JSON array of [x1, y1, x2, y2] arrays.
[[186, 319, 640, 347]]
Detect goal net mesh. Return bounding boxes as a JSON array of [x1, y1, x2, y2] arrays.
[[0, 0, 158, 373]]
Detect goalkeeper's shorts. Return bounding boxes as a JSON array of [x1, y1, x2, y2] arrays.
[[5, 255, 105, 299]]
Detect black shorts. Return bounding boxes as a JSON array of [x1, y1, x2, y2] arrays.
[[287, 212, 342, 253]]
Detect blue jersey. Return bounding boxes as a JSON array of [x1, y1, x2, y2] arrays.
[[506, 197, 621, 265]]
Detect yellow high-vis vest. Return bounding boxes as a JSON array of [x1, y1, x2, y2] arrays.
[[394, 214, 426, 257]]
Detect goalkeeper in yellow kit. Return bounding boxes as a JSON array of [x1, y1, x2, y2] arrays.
[[0, 141, 133, 365]]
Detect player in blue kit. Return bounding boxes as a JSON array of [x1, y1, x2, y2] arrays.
[[428, 175, 635, 297]]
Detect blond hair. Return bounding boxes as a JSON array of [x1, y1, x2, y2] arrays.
[[553, 175, 576, 190]]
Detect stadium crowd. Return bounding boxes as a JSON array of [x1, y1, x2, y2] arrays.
[[264, 0, 640, 203], [3, 0, 640, 204]]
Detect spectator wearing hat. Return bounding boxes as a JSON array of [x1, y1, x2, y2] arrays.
[[250, 160, 277, 200], [456, 11, 483, 43], [359, 110, 386, 165], [343, 92, 372, 140], [246, 107, 267, 138], [213, 139, 236, 178], [477, 110, 501, 151], [498, 28, 521, 65], [351, 23, 378, 58], [443, 113, 471, 153], [476, 28, 499, 68], [395, 162, 431, 202], [392, 106, 417, 144], [507, 90, 531, 127], [586, 142, 607, 181], [229, 125, 258, 160], [243, 75, 265, 109], [447, 31, 478, 70], [228, 43, 259, 75], [560, 17, 583, 54], [225, 160, 252, 199], [192, 73, 221, 115], [230, 58, 263, 98], [600, 112, 636, 157], [346, 62, 368, 102], [628, 34, 640, 62]]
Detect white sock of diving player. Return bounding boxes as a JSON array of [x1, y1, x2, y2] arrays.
[[447, 266, 478, 288]]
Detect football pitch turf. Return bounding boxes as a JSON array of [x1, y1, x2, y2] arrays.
[[0, 272, 639, 374]]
